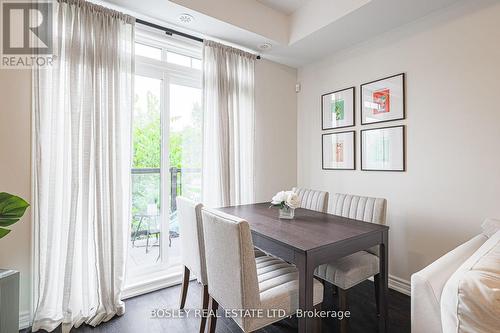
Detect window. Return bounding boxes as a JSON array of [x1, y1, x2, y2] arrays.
[[167, 51, 191, 67], [192, 58, 202, 70], [134, 42, 202, 69], [167, 51, 202, 69], [127, 31, 202, 291], [135, 42, 162, 60]]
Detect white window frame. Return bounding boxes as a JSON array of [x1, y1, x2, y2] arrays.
[[124, 27, 202, 298]]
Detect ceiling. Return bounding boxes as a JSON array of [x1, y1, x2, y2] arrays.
[[103, 0, 462, 68], [256, 0, 309, 15]]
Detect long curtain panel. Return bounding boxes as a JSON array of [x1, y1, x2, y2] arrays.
[[202, 41, 256, 207], [32, 1, 134, 331]]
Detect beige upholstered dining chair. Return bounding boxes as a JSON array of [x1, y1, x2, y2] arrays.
[[293, 187, 329, 213], [314, 193, 387, 333], [177, 197, 209, 333], [201, 208, 324, 333]]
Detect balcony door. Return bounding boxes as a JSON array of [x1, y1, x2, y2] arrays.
[[125, 33, 202, 295]]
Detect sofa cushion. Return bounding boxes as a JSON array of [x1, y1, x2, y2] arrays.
[[481, 218, 500, 238], [411, 234, 487, 333], [441, 230, 500, 333]]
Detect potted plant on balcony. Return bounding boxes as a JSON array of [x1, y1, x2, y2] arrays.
[[0, 192, 29, 332]]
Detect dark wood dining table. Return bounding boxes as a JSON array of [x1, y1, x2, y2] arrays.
[[218, 202, 389, 333]]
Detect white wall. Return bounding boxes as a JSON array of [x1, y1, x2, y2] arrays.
[[255, 59, 298, 201], [0, 69, 32, 323], [297, 0, 500, 283]]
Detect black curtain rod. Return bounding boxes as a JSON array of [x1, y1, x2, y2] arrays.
[[136, 18, 261, 59], [136, 18, 204, 43]]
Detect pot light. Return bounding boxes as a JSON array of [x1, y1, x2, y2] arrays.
[[178, 13, 194, 24], [258, 42, 272, 51]]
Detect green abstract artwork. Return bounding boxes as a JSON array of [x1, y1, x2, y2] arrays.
[[331, 99, 345, 121]]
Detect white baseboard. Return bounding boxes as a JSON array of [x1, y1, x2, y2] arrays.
[[368, 274, 411, 296], [389, 275, 411, 296], [123, 273, 411, 300], [122, 271, 183, 299], [19, 310, 31, 330]]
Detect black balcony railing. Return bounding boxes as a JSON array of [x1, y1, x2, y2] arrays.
[[131, 167, 201, 212]]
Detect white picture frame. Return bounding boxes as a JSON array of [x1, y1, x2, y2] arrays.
[[322, 131, 355, 170], [321, 87, 355, 130], [361, 125, 405, 171], [361, 73, 405, 125]]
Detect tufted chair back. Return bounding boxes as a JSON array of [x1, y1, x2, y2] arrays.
[[332, 193, 387, 255], [292, 187, 329, 213]]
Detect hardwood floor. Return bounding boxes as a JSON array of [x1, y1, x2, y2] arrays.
[[25, 280, 410, 333]]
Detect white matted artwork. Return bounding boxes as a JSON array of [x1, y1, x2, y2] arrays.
[[322, 131, 355, 170], [361, 73, 405, 124], [321, 87, 355, 130], [361, 125, 405, 171]]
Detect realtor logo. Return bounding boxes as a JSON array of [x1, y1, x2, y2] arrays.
[[1, 0, 54, 67]]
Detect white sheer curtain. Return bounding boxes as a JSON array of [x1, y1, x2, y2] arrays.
[[202, 41, 256, 207], [32, 1, 134, 331]]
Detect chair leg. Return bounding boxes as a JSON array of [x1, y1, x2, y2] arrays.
[[374, 273, 380, 316], [146, 227, 151, 253], [199, 284, 209, 333], [316, 276, 325, 287], [207, 296, 219, 333], [132, 216, 144, 247], [338, 288, 348, 333], [179, 266, 190, 310]]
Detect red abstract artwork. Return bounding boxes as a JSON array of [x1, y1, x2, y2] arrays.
[[372, 88, 390, 114]]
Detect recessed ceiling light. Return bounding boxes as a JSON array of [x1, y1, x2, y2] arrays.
[[258, 42, 272, 51], [178, 13, 194, 24]]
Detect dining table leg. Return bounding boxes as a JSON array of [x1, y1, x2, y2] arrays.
[[378, 230, 389, 333], [296, 251, 315, 333]]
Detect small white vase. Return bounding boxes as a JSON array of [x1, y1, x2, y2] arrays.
[[279, 206, 295, 219]]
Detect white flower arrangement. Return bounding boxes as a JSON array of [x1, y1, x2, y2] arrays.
[[270, 190, 300, 209]]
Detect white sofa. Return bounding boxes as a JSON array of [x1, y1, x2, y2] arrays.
[[411, 219, 500, 333]]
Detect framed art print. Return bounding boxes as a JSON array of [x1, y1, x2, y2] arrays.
[[361, 125, 405, 171], [361, 73, 405, 125], [322, 131, 355, 170], [321, 87, 355, 130]]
